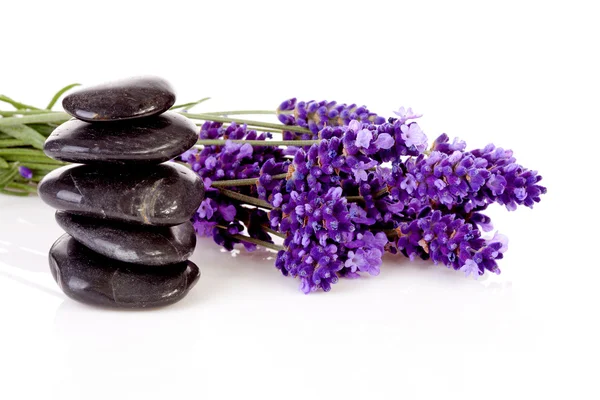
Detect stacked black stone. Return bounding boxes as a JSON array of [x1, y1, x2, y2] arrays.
[[38, 77, 204, 309]]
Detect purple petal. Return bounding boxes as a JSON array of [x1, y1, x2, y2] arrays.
[[355, 129, 373, 148]]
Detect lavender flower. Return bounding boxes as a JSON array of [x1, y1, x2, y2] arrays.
[[394, 209, 506, 276], [277, 98, 385, 136], [274, 187, 354, 293], [393, 106, 423, 123], [400, 123, 428, 152], [18, 166, 33, 180], [272, 186, 388, 292], [389, 138, 546, 213], [182, 121, 284, 250]]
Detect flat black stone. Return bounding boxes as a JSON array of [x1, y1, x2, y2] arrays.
[[49, 234, 200, 308], [43, 112, 198, 164], [38, 162, 204, 226], [56, 211, 197, 266], [62, 76, 176, 122]]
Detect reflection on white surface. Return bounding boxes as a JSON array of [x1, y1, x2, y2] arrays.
[[0, 187, 593, 400]]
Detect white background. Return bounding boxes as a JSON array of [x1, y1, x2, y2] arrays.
[[1, 1, 598, 399]]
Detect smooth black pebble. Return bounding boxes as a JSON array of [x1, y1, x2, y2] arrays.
[[55, 211, 197, 266], [62, 76, 176, 122], [43, 112, 198, 164], [49, 234, 200, 308], [38, 162, 204, 226]]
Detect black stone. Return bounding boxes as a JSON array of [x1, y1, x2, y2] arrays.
[[38, 162, 204, 226], [49, 234, 200, 308], [55, 211, 197, 266], [43, 112, 198, 164], [62, 76, 176, 122]]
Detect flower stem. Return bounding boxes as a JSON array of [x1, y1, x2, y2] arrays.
[[216, 228, 283, 251], [171, 97, 211, 110], [183, 112, 311, 134], [218, 188, 273, 209], [262, 224, 286, 239], [374, 187, 389, 198], [209, 173, 287, 188], [0, 110, 57, 116], [345, 196, 364, 202], [203, 110, 276, 116], [195, 139, 319, 147]]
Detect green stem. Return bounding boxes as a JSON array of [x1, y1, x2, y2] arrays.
[[196, 139, 319, 147], [0, 187, 29, 196], [384, 229, 399, 239], [0, 110, 55, 116], [170, 97, 211, 110], [374, 187, 389, 198], [0, 112, 71, 126], [0, 166, 19, 188], [5, 182, 37, 194], [183, 112, 311, 134], [209, 173, 287, 188], [216, 227, 283, 251], [0, 148, 51, 157], [197, 123, 284, 134], [1, 155, 64, 164], [0, 94, 41, 110], [21, 162, 63, 171], [203, 110, 276, 116], [0, 139, 26, 148], [218, 188, 273, 209], [46, 83, 81, 110], [262, 225, 285, 239]]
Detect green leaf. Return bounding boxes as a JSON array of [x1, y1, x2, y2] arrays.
[[0, 187, 30, 196], [0, 164, 18, 188], [0, 139, 27, 148], [0, 112, 70, 126], [28, 123, 57, 136], [0, 157, 8, 168], [0, 148, 51, 157], [1, 156, 63, 164], [5, 182, 37, 194], [0, 124, 47, 149], [0, 94, 40, 110], [21, 162, 62, 171], [46, 83, 81, 110]]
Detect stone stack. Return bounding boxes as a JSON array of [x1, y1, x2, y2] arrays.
[[38, 77, 204, 308]]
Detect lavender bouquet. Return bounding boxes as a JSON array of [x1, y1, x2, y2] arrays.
[[0, 89, 546, 293]]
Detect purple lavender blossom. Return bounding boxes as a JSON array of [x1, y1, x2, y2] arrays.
[[393, 106, 422, 123], [388, 138, 546, 213], [18, 166, 33, 180], [400, 123, 428, 152], [180, 104, 546, 292], [394, 209, 506, 276], [277, 98, 386, 136], [182, 121, 283, 250], [274, 187, 354, 292]]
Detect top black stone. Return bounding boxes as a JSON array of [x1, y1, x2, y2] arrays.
[[62, 76, 176, 122]]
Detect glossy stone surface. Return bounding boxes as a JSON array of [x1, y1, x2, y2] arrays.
[[62, 76, 176, 122], [44, 112, 198, 164], [38, 162, 204, 226], [49, 234, 200, 308], [55, 211, 197, 266]]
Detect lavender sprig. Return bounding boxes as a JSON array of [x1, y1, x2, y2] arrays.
[[276, 98, 386, 138]]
